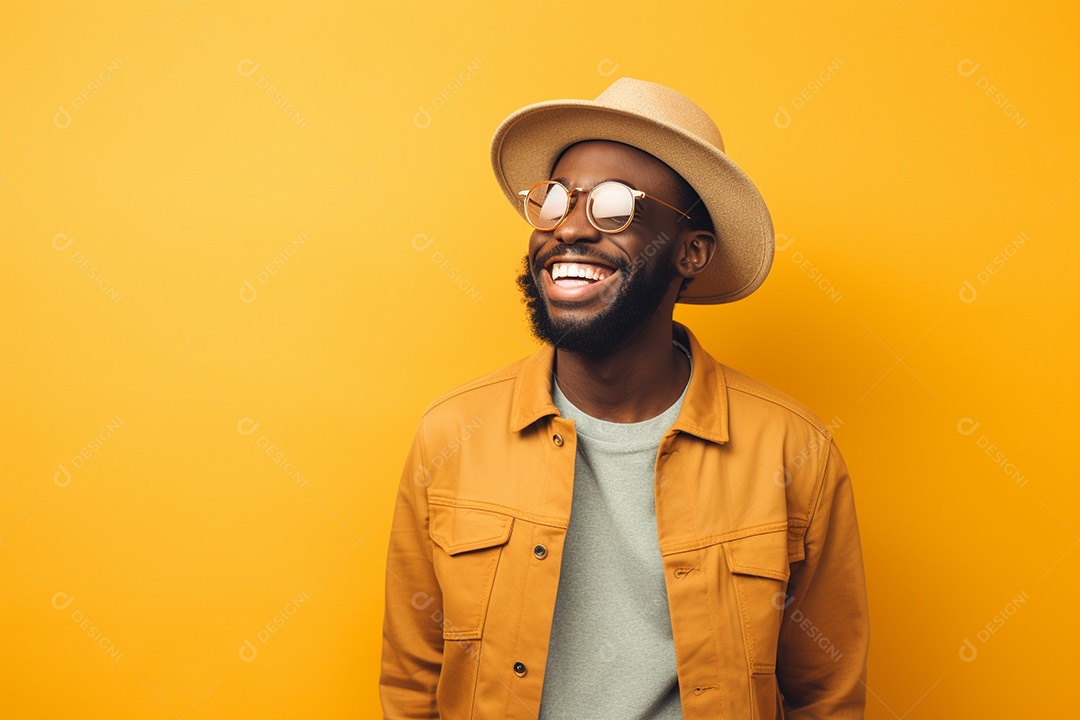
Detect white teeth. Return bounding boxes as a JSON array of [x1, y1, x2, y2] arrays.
[[550, 262, 610, 282]]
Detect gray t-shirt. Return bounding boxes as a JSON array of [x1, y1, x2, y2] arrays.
[[538, 341, 692, 719]]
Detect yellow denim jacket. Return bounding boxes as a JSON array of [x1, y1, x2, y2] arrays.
[[380, 321, 869, 719]]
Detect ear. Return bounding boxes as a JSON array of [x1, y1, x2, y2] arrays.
[[674, 229, 717, 282]]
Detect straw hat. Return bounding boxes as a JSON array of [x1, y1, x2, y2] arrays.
[[490, 77, 774, 305]]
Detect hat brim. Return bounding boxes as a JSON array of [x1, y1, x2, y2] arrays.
[[491, 99, 774, 304]]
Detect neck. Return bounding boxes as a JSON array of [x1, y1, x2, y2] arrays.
[[554, 316, 690, 423]]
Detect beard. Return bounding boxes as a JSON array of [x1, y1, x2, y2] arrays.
[[515, 245, 679, 359]]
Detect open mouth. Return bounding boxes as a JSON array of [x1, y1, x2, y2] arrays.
[[542, 259, 621, 302], [549, 261, 612, 287]]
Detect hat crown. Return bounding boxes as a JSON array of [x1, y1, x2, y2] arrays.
[[594, 77, 725, 153]]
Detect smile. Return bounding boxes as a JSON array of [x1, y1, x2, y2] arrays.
[[542, 261, 621, 302], [551, 261, 611, 284]]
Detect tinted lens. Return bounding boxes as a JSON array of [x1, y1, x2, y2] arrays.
[[587, 181, 635, 232], [524, 182, 569, 230]]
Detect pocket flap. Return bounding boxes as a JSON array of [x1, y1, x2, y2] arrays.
[[723, 530, 790, 581], [429, 504, 514, 555]]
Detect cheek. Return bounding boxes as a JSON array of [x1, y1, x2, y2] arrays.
[[621, 234, 661, 272], [527, 232, 548, 265]]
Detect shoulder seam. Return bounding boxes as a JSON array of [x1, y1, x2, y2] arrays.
[[803, 436, 838, 533], [421, 370, 518, 418], [726, 377, 828, 438]]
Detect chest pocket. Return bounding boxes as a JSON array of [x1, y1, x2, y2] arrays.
[[428, 503, 514, 641], [723, 529, 791, 674], [725, 529, 791, 582]]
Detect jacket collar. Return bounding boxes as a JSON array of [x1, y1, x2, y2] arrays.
[[508, 320, 730, 444]]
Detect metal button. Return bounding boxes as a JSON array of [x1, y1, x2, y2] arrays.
[[533, 544, 547, 560], [513, 661, 527, 677], [552, 433, 564, 447]]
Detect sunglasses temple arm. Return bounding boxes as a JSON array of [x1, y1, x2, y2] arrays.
[[649, 194, 693, 221]]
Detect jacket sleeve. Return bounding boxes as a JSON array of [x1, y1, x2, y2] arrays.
[[777, 437, 870, 719], [379, 421, 443, 718]]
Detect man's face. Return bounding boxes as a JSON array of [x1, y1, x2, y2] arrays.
[[516, 140, 689, 359]]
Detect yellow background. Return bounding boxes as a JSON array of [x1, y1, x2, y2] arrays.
[[2, 1, 1077, 717]]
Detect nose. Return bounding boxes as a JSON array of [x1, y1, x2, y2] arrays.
[[553, 189, 601, 244]]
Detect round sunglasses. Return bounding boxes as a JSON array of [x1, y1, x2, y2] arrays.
[[518, 180, 692, 233]]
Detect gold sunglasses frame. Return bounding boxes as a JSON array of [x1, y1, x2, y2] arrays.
[[517, 180, 692, 233]]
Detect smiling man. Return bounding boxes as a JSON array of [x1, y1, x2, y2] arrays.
[[380, 78, 869, 720]]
